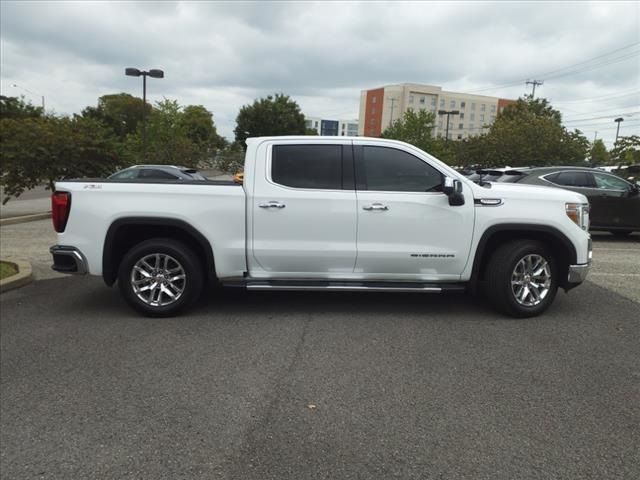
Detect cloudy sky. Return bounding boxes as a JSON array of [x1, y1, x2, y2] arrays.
[[1, 1, 638, 148]]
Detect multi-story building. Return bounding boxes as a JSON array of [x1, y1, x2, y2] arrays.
[[306, 117, 359, 136], [358, 83, 515, 139]]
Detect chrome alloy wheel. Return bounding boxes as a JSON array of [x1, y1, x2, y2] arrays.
[[130, 253, 186, 307], [510, 254, 552, 307]]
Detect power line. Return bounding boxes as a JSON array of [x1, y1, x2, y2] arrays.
[[550, 89, 640, 104], [564, 111, 640, 124], [465, 42, 640, 93], [564, 106, 640, 121]]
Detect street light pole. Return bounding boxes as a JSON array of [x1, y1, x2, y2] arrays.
[[438, 109, 460, 142], [125, 68, 164, 161], [11, 83, 45, 110], [614, 117, 624, 146]]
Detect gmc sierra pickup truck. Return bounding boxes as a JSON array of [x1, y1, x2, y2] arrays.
[[50, 136, 592, 318]]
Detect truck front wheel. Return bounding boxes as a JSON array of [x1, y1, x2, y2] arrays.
[[484, 240, 558, 318], [118, 238, 203, 317]]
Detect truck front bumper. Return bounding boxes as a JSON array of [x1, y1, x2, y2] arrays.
[[565, 237, 591, 290], [50, 245, 88, 274], [567, 264, 590, 284]]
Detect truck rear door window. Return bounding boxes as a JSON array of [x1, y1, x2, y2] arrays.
[[272, 145, 343, 190]]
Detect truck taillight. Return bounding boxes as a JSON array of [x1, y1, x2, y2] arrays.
[[52, 192, 71, 233]]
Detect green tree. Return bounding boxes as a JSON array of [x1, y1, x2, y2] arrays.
[[0, 95, 43, 119], [459, 96, 589, 167], [179, 105, 226, 151], [381, 108, 436, 152], [610, 135, 640, 165], [234, 93, 306, 147], [123, 99, 223, 167], [214, 141, 245, 174], [0, 115, 120, 203], [589, 139, 609, 165], [80, 93, 150, 139]]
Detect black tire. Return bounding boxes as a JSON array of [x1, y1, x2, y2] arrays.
[[610, 230, 632, 237], [484, 240, 558, 318], [118, 238, 204, 317]]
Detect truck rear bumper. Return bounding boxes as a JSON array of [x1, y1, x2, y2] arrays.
[[50, 245, 88, 274]]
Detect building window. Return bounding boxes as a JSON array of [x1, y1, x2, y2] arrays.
[[314, 121, 318, 128], [480, 114, 485, 122], [371, 107, 376, 114], [460, 112, 464, 120], [491, 115, 496, 122], [458, 123, 464, 129], [409, 95, 414, 104], [491, 105, 496, 113], [370, 118, 375, 125], [431, 97, 436, 106], [470, 124, 475, 130], [460, 101, 466, 109], [481, 104, 486, 111], [471, 103, 476, 110], [372, 96, 377, 104], [470, 113, 475, 121], [440, 99, 445, 107], [457, 134, 462, 140], [450, 100, 456, 108], [419, 96, 425, 104]]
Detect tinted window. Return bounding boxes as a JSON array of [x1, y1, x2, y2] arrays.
[[496, 172, 525, 183], [548, 171, 594, 188], [272, 145, 342, 189], [360, 146, 443, 192], [109, 169, 139, 179], [139, 169, 179, 180], [593, 172, 630, 190]]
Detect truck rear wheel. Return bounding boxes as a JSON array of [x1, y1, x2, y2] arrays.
[[118, 238, 203, 317], [484, 240, 558, 318]]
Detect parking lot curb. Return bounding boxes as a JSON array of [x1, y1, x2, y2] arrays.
[[0, 260, 34, 293], [0, 212, 51, 226]]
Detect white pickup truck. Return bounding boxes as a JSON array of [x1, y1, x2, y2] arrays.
[[50, 136, 592, 318]]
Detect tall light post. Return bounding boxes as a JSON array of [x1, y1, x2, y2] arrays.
[[438, 109, 460, 142], [125, 68, 164, 161], [614, 117, 624, 146], [11, 83, 45, 110]]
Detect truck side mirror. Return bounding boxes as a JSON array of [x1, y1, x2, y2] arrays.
[[443, 177, 465, 206]]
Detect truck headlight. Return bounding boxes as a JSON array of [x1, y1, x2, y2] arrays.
[[566, 203, 590, 231]]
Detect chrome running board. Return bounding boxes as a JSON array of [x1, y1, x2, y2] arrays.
[[237, 280, 466, 293]]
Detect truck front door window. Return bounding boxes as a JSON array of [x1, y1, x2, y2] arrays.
[[359, 146, 443, 192]]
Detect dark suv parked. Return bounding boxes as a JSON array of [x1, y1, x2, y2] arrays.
[[497, 166, 640, 236]]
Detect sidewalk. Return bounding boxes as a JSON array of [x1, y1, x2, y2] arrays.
[[0, 197, 51, 219]]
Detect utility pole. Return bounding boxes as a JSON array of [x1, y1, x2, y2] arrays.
[[526, 79, 544, 98], [388, 97, 397, 127], [438, 110, 460, 142]]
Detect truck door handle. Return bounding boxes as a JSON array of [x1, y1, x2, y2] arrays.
[[259, 201, 286, 209], [362, 203, 389, 211]]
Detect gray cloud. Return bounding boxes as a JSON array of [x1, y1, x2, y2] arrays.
[[1, 0, 638, 145]]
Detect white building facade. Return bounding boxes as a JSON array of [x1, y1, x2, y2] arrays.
[[358, 83, 515, 139], [306, 116, 359, 136]]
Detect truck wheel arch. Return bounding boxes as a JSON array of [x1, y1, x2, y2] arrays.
[[102, 217, 216, 287], [471, 224, 577, 290]]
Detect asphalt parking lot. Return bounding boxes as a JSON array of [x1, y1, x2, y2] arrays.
[[1, 221, 639, 479]]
